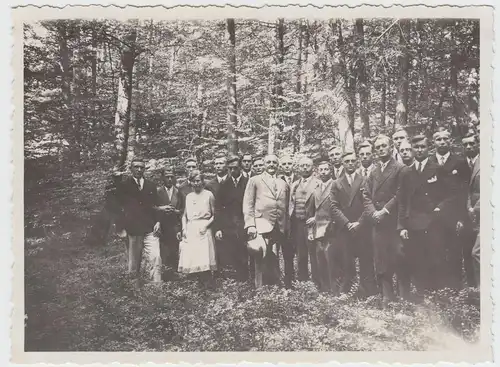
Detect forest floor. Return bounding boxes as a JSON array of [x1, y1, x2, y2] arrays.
[[24, 165, 480, 351]]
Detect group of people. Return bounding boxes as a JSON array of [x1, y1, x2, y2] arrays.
[[103, 126, 480, 304]]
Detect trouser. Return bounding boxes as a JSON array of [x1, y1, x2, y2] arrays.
[[461, 228, 477, 288], [227, 232, 249, 281], [254, 227, 283, 288], [126, 232, 162, 283], [160, 229, 179, 272], [431, 222, 462, 291], [315, 237, 333, 292], [472, 231, 480, 288], [330, 230, 356, 295], [357, 229, 378, 298], [372, 224, 401, 303], [293, 217, 318, 284]]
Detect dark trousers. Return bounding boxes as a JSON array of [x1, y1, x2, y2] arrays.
[[159, 228, 179, 273], [293, 217, 318, 284], [356, 230, 378, 298], [461, 228, 477, 288], [399, 229, 431, 298], [227, 232, 249, 281], [315, 237, 333, 292], [472, 231, 480, 287], [330, 230, 356, 295], [254, 227, 283, 288], [432, 222, 463, 290]]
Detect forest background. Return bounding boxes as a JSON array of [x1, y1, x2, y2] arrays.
[[24, 18, 481, 351]]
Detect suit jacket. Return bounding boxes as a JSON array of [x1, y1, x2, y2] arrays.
[[397, 159, 458, 231], [243, 173, 290, 235], [119, 177, 160, 236], [310, 179, 334, 239], [363, 158, 405, 228], [178, 180, 194, 199], [289, 176, 321, 219], [331, 172, 367, 231], [467, 155, 480, 226], [205, 175, 228, 198], [428, 153, 470, 225], [214, 175, 249, 237], [280, 173, 299, 187], [332, 166, 345, 181], [157, 185, 184, 235]]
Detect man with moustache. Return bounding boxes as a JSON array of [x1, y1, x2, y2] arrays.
[[429, 128, 470, 290], [280, 155, 299, 186], [307, 160, 335, 292], [363, 135, 405, 305], [156, 167, 184, 274], [329, 146, 345, 180], [289, 156, 321, 284], [392, 129, 409, 163], [462, 133, 480, 287], [357, 141, 375, 178], [243, 154, 291, 288], [399, 140, 415, 167], [214, 155, 250, 281], [241, 154, 253, 178]]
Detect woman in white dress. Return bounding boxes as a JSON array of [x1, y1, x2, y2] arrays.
[[178, 170, 217, 284]]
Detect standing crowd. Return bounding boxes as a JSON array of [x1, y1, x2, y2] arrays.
[[101, 127, 480, 305]]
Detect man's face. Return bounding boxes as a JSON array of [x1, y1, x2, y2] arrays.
[[343, 154, 358, 175], [392, 131, 408, 149], [242, 155, 252, 171], [162, 174, 175, 188], [214, 158, 227, 176], [358, 147, 373, 168], [130, 162, 145, 179], [298, 160, 313, 178], [280, 158, 294, 175], [329, 148, 343, 167], [253, 160, 264, 175], [186, 161, 197, 176], [462, 136, 479, 158], [318, 163, 331, 182], [265, 156, 279, 175], [412, 140, 429, 161], [374, 138, 391, 160], [433, 132, 451, 155], [399, 143, 414, 165], [228, 161, 241, 178]]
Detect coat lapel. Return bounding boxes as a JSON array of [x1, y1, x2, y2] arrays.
[[260, 174, 277, 198], [316, 180, 333, 208], [470, 156, 480, 185], [375, 158, 396, 192], [348, 173, 363, 207], [170, 186, 178, 207]]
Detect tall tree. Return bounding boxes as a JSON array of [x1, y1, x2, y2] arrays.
[[355, 19, 370, 138], [395, 19, 411, 129], [226, 18, 238, 154]]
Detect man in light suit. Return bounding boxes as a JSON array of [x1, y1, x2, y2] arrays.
[[363, 135, 405, 305], [290, 156, 321, 284], [243, 154, 291, 288], [307, 160, 335, 292], [463, 133, 480, 287]]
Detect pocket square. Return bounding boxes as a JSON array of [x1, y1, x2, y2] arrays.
[[427, 176, 437, 183], [452, 169, 458, 175]]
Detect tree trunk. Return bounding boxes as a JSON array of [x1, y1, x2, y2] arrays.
[[293, 20, 303, 153], [114, 28, 137, 169], [395, 19, 411, 129], [338, 20, 356, 140], [381, 72, 387, 126], [355, 19, 370, 138], [226, 19, 238, 155]]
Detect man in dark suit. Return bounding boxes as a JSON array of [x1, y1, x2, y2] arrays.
[[357, 141, 375, 178], [462, 133, 480, 287], [392, 129, 409, 164], [157, 167, 184, 274], [331, 151, 375, 296], [397, 135, 459, 300], [328, 146, 345, 179], [289, 156, 321, 284], [206, 154, 228, 198], [363, 135, 405, 304], [307, 160, 334, 292], [243, 154, 290, 288], [178, 157, 198, 199], [119, 158, 162, 287], [280, 155, 299, 186], [214, 155, 249, 281], [429, 128, 470, 290], [399, 140, 415, 167]]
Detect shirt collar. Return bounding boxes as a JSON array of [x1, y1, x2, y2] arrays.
[[436, 151, 451, 163], [217, 174, 227, 183], [264, 171, 276, 180], [416, 157, 429, 169], [233, 174, 242, 183], [468, 154, 479, 165]]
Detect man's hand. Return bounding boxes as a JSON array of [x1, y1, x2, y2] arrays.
[[456, 221, 464, 235], [347, 222, 360, 232], [153, 222, 161, 236], [247, 226, 257, 239], [307, 233, 314, 241], [400, 229, 409, 240], [176, 232, 182, 241], [434, 207, 441, 212], [306, 217, 316, 226], [215, 230, 223, 240], [373, 210, 386, 223]]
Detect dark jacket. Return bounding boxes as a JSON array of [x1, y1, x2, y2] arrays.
[[157, 185, 184, 235], [214, 175, 249, 237], [331, 172, 367, 230]]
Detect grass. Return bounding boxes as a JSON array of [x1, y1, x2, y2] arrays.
[[24, 166, 480, 351]]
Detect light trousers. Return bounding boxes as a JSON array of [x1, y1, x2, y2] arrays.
[[126, 233, 162, 282]]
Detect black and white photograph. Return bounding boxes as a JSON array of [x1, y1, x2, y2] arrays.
[[14, 4, 494, 363]]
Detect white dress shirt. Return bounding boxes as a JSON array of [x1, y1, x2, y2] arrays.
[[414, 157, 429, 173], [134, 177, 144, 190], [436, 151, 451, 166]]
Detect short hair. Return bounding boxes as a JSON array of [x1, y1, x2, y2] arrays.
[[161, 167, 175, 176], [374, 134, 391, 146], [185, 157, 197, 165], [253, 156, 264, 164], [399, 140, 412, 150], [342, 151, 356, 159], [213, 154, 227, 163], [329, 146, 343, 154], [358, 141, 373, 152], [242, 153, 253, 160], [411, 134, 429, 145], [392, 129, 408, 138], [188, 169, 204, 182], [227, 155, 241, 166], [462, 132, 478, 143], [279, 155, 294, 164], [297, 156, 313, 165], [317, 160, 330, 168], [264, 154, 279, 162], [433, 128, 451, 139], [130, 157, 145, 166]]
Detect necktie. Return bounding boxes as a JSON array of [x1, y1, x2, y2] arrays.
[[468, 159, 473, 169], [363, 168, 368, 177], [439, 156, 445, 166], [234, 179, 238, 187], [136, 179, 142, 191], [416, 162, 420, 172]]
